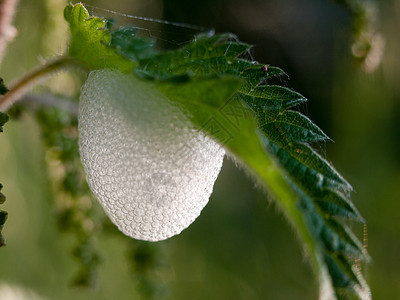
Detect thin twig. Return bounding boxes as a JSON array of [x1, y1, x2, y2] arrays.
[[0, 0, 19, 65], [0, 56, 86, 111]]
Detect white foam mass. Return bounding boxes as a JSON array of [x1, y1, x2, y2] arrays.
[[78, 69, 225, 241]]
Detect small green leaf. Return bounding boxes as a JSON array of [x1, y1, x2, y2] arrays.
[[64, 3, 135, 71]]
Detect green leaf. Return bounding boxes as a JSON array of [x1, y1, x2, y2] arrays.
[[64, 3, 135, 72], [107, 27, 156, 62], [314, 190, 363, 220], [261, 138, 353, 197], [258, 110, 329, 143], [150, 36, 369, 298], [66, 4, 370, 298], [237, 85, 307, 111], [133, 34, 253, 80]]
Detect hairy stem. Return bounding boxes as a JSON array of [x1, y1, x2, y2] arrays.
[[0, 56, 86, 111], [0, 0, 19, 65]]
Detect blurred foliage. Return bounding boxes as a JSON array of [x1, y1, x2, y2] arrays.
[[0, 112, 8, 247], [0, 78, 8, 95], [0, 199, 7, 247], [1, 0, 400, 299], [333, 0, 384, 72], [35, 106, 102, 287], [0, 111, 8, 131], [126, 240, 167, 299]]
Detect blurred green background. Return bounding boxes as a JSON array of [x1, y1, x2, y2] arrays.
[[0, 0, 399, 299]]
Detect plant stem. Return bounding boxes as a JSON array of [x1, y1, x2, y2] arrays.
[[0, 56, 86, 111], [0, 0, 19, 65]]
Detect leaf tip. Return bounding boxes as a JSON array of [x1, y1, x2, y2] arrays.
[[64, 3, 89, 23]]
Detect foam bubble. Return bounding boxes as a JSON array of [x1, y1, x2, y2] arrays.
[[79, 69, 225, 241]]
